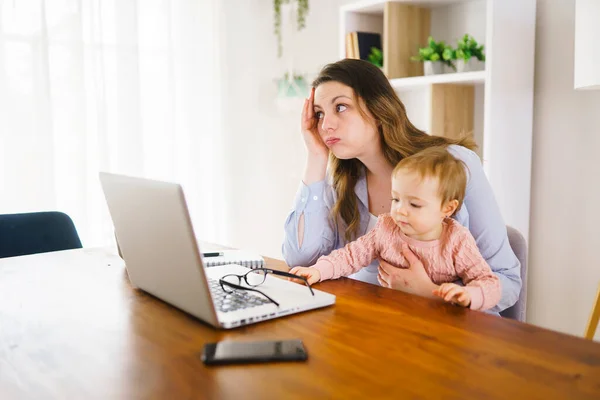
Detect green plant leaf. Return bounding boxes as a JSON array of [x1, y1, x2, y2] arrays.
[[455, 33, 485, 61], [442, 47, 456, 61], [368, 46, 383, 67], [428, 36, 436, 48]]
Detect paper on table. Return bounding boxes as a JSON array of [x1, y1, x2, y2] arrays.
[[201, 250, 265, 269]]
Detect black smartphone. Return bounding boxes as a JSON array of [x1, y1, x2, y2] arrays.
[[201, 339, 308, 365]]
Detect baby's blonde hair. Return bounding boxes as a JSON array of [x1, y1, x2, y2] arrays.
[[392, 146, 468, 216]]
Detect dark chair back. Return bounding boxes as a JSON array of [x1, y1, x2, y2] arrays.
[[0, 212, 82, 258]]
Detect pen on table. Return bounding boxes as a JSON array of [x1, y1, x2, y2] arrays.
[[202, 252, 224, 257]]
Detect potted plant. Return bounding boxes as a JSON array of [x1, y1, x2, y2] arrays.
[[367, 46, 383, 69], [411, 36, 456, 75], [277, 72, 309, 98], [274, 0, 309, 58], [455, 34, 485, 72]]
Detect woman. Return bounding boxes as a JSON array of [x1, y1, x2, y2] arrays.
[[281, 59, 521, 313]]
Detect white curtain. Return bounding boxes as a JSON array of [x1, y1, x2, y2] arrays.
[[0, 0, 225, 247]]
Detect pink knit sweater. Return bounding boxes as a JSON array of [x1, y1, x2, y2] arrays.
[[313, 214, 501, 311]]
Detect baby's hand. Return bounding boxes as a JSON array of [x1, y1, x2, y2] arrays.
[[433, 283, 471, 308], [288, 266, 321, 285]]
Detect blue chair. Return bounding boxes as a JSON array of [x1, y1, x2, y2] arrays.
[[500, 226, 528, 322], [0, 212, 82, 258]]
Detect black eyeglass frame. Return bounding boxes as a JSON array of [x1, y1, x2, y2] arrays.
[[218, 268, 315, 307]]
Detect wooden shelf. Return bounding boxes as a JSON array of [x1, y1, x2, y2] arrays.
[[389, 70, 485, 90], [341, 0, 475, 14]]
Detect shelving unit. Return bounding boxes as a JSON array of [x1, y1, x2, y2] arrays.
[[339, 0, 536, 241], [389, 70, 485, 89]]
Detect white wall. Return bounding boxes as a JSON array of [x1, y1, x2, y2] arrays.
[[218, 0, 345, 255], [528, 0, 600, 340], [220, 0, 600, 340]]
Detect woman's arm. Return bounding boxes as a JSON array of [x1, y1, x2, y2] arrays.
[[281, 179, 337, 268], [297, 155, 328, 248], [284, 87, 335, 267], [448, 145, 522, 313]]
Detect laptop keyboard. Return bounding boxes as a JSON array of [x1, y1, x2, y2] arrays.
[[208, 278, 271, 313]]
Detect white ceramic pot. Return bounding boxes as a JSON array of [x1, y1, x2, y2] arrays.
[[456, 58, 485, 72], [424, 61, 444, 75]]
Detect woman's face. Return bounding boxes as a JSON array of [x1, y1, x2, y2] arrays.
[[313, 81, 379, 160]]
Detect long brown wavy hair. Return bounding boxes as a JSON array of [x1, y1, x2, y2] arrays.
[[312, 59, 477, 241]]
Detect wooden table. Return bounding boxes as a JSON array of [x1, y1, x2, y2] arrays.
[[1, 248, 599, 399]]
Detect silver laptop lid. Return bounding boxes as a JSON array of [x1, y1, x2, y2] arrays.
[[99, 172, 219, 327]]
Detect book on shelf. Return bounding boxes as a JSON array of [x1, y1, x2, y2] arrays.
[[345, 31, 382, 61], [346, 32, 356, 59], [202, 249, 265, 269]]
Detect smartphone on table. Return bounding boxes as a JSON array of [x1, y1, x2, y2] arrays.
[[201, 339, 308, 365]]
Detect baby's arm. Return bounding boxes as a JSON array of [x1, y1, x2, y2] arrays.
[[293, 216, 384, 282], [450, 229, 502, 311]]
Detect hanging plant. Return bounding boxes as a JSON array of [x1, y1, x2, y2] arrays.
[[274, 0, 309, 58]]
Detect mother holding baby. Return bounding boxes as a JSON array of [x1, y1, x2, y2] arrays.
[[281, 59, 520, 313]]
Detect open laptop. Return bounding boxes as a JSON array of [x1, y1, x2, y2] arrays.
[[99, 172, 335, 329]]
